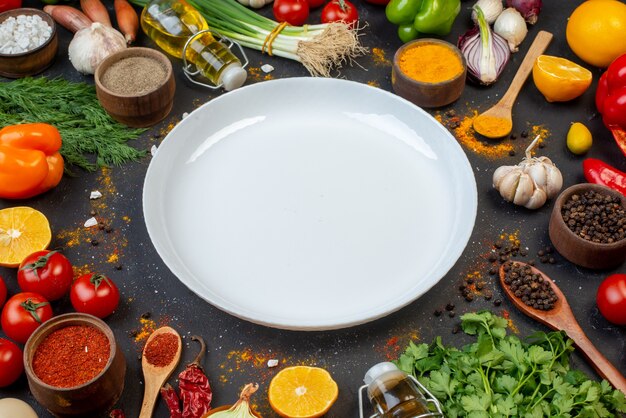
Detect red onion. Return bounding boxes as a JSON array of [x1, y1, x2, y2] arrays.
[[458, 6, 511, 86], [506, 0, 542, 24]]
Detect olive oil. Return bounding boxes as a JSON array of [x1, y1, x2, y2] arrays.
[[140, 0, 246, 90], [361, 362, 444, 418]]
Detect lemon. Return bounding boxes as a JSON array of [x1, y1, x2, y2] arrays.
[[566, 0, 626, 68], [0, 207, 51, 267], [532, 55, 592, 102], [567, 122, 593, 155]]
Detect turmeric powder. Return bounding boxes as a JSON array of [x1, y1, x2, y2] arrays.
[[473, 115, 513, 138], [398, 44, 463, 83]]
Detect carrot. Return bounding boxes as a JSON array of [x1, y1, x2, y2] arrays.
[[114, 0, 139, 44], [80, 0, 112, 27], [43, 5, 93, 33]]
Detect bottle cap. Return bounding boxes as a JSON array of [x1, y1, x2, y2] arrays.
[[220, 62, 247, 91], [363, 362, 400, 386]]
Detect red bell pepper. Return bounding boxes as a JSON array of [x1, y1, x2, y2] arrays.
[[595, 54, 626, 156], [0, 0, 21, 13], [583, 158, 626, 196]]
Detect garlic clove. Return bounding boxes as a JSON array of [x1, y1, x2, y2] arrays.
[[512, 173, 534, 206], [525, 162, 547, 191], [544, 164, 563, 198], [493, 165, 517, 190], [524, 188, 547, 210], [498, 170, 522, 202]]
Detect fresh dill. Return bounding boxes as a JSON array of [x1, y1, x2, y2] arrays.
[[0, 77, 146, 171]]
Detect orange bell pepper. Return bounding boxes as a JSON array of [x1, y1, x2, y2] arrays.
[[0, 123, 64, 199]]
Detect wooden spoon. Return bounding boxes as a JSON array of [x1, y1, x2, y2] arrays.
[[139, 326, 182, 418], [499, 261, 626, 394], [473, 31, 553, 139]]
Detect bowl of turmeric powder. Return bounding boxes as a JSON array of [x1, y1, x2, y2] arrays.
[[392, 38, 466, 108]]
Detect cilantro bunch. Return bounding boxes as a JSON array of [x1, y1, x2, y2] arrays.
[[396, 312, 626, 417]]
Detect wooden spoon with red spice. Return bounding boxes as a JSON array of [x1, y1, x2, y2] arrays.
[[139, 326, 182, 418], [499, 261, 626, 394]]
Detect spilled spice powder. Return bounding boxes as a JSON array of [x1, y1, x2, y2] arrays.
[[144, 333, 179, 367], [372, 47, 390, 66], [367, 80, 381, 88], [33, 325, 110, 388], [134, 317, 157, 342]]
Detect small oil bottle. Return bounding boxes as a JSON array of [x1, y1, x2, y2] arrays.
[[140, 0, 247, 90], [359, 362, 444, 418]]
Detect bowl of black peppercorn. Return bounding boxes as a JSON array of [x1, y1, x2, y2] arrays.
[[549, 183, 626, 269]]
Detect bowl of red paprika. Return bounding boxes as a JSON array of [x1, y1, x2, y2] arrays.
[[23, 313, 126, 416]]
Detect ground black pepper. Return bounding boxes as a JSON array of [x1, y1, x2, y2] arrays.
[[561, 190, 625, 243], [101, 56, 167, 96], [503, 262, 558, 311]]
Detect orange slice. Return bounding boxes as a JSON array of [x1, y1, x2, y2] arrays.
[[532, 55, 592, 103], [0, 207, 51, 267], [268, 366, 339, 418]]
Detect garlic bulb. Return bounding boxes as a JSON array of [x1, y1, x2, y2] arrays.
[[471, 0, 504, 24], [494, 7, 528, 52], [492, 136, 562, 210], [68, 23, 126, 74]]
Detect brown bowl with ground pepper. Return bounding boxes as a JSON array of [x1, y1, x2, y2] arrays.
[[23, 313, 126, 417], [392, 38, 467, 109], [95, 47, 175, 128], [549, 183, 626, 269]]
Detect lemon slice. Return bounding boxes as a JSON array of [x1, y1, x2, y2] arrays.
[[0, 207, 51, 267], [532, 55, 592, 103]]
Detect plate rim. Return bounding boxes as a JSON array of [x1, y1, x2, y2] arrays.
[[143, 77, 477, 330]]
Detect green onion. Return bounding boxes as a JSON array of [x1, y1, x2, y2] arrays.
[[131, 0, 367, 77]]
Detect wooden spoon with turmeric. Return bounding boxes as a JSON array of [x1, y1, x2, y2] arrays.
[[473, 31, 553, 139]]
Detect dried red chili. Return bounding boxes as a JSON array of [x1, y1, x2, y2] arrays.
[[144, 332, 179, 367], [160, 336, 213, 418], [32, 325, 110, 388]]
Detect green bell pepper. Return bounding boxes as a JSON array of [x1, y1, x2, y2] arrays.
[[397, 24, 419, 43], [386, 0, 423, 25], [413, 0, 460, 36]]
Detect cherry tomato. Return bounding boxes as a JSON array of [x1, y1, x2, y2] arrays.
[[1, 292, 52, 344], [321, 0, 358, 26], [273, 0, 309, 26], [0, 338, 23, 387], [597, 273, 626, 325], [0, 276, 6, 310], [18, 250, 73, 301], [70, 273, 120, 318], [307, 0, 326, 8]]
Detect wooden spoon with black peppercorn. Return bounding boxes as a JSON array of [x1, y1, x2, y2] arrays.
[[499, 261, 626, 394], [139, 326, 182, 418]]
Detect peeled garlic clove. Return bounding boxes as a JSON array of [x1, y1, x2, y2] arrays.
[[498, 170, 522, 202], [493, 165, 517, 189]]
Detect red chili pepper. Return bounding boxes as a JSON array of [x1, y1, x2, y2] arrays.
[[0, 0, 22, 12], [583, 158, 626, 196], [596, 54, 626, 156], [160, 336, 212, 418]]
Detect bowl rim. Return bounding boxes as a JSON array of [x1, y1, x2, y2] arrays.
[[94, 47, 174, 99], [0, 8, 57, 58], [23, 312, 118, 392], [392, 38, 467, 87], [551, 183, 626, 250]]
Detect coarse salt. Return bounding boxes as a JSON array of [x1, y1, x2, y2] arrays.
[[0, 15, 52, 54], [90, 190, 103, 200], [267, 359, 279, 368], [261, 64, 274, 73], [150, 145, 158, 156], [84, 217, 98, 228]]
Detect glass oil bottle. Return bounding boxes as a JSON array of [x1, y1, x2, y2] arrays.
[[359, 362, 444, 418], [140, 0, 247, 90]]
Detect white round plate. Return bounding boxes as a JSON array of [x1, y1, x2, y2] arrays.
[[143, 78, 477, 330]]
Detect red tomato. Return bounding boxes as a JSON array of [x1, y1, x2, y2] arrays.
[[274, 0, 309, 26], [1, 292, 52, 344], [18, 250, 73, 301], [321, 0, 358, 26], [0, 276, 6, 310], [0, 338, 23, 387], [597, 273, 626, 325], [307, 0, 326, 8], [70, 273, 120, 318]]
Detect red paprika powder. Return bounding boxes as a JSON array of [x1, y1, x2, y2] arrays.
[[144, 332, 179, 367], [32, 325, 110, 388]]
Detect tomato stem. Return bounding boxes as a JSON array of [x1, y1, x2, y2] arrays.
[[19, 250, 59, 280], [20, 298, 50, 323], [90, 273, 111, 291], [338, 0, 347, 11]]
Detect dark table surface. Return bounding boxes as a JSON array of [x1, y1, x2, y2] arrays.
[[1, 0, 626, 416]]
